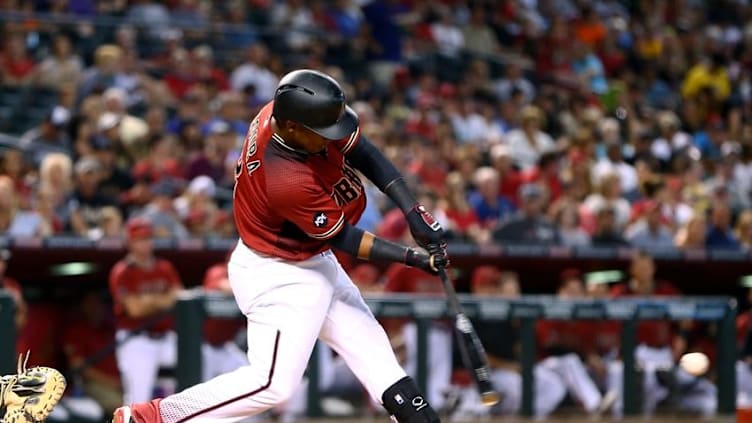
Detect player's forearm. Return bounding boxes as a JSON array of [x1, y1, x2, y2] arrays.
[[346, 136, 417, 212], [329, 223, 423, 266]]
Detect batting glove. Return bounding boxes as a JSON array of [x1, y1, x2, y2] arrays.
[[406, 246, 449, 275], [405, 205, 446, 251]]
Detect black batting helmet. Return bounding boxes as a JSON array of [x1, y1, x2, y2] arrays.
[[272, 69, 359, 140]]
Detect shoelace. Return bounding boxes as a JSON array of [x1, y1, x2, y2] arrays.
[[0, 352, 46, 405]]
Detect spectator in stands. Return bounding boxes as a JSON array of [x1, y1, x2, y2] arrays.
[[705, 202, 741, 249], [0, 175, 50, 237], [530, 145, 565, 192], [38, 152, 75, 228], [681, 53, 731, 103], [429, 6, 464, 59], [135, 178, 189, 240], [489, 144, 523, 205], [34, 32, 83, 90], [504, 105, 555, 170], [184, 120, 234, 186], [592, 140, 639, 197], [736, 210, 752, 250], [109, 218, 183, 404], [90, 135, 134, 203], [462, 4, 500, 56], [467, 166, 515, 229], [493, 183, 559, 245], [583, 173, 631, 231], [67, 156, 116, 235], [229, 44, 279, 102], [434, 171, 486, 244], [571, 39, 608, 95], [0, 33, 36, 86], [201, 261, 247, 381], [131, 136, 184, 186], [78, 45, 123, 102], [495, 62, 534, 104], [607, 250, 717, 418], [674, 214, 707, 250], [20, 106, 73, 165], [62, 290, 122, 414], [625, 200, 674, 249], [552, 201, 590, 247], [204, 91, 247, 139], [591, 205, 630, 247]]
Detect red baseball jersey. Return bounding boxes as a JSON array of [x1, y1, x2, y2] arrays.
[[610, 280, 681, 347], [202, 263, 245, 346], [62, 319, 120, 379], [108, 257, 183, 332], [233, 102, 366, 261]]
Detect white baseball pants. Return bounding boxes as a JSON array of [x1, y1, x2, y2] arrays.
[[539, 353, 603, 413], [115, 331, 177, 405], [158, 242, 407, 423], [607, 344, 717, 418]]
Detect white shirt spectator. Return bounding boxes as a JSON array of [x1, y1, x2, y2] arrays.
[[230, 63, 279, 102], [582, 195, 631, 230], [430, 21, 465, 57], [592, 159, 638, 194], [651, 131, 692, 162], [504, 129, 555, 170], [625, 220, 675, 249]]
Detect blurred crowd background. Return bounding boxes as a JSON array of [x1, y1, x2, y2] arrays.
[[1, 0, 752, 421]]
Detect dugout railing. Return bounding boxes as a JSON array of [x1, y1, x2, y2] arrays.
[[0, 292, 737, 417]]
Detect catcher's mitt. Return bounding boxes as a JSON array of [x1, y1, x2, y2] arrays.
[[0, 352, 66, 423]]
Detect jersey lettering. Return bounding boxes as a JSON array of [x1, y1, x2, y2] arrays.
[[246, 116, 260, 158], [331, 164, 363, 207], [332, 178, 358, 206], [246, 160, 261, 175]]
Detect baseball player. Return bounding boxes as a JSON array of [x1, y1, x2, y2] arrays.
[[201, 262, 248, 382], [606, 250, 716, 418], [114, 69, 449, 423], [736, 276, 752, 406], [109, 218, 184, 405]]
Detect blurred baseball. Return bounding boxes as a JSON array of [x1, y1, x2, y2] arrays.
[[679, 352, 710, 376]]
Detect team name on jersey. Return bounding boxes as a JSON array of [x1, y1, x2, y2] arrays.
[[243, 116, 261, 176], [331, 164, 363, 207]]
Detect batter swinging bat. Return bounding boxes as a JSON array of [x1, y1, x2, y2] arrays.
[[438, 268, 500, 407]]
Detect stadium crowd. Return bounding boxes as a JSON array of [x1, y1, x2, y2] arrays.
[[1, 0, 752, 421]]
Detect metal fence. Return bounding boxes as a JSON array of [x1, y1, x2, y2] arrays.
[[0, 291, 737, 417], [174, 291, 737, 417]]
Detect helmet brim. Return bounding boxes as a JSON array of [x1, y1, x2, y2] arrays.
[[305, 105, 359, 140]]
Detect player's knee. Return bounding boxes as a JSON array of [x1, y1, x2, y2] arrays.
[[381, 376, 441, 423]]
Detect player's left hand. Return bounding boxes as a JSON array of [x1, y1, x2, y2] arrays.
[[406, 245, 449, 275], [406, 205, 445, 250]]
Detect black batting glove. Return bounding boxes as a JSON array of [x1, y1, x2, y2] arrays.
[[405, 204, 445, 250], [405, 247, 449, 275]]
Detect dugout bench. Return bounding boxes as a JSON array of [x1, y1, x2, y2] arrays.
[[0, 292, 738, 418]]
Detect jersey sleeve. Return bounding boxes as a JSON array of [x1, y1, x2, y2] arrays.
[[267, 170, 346, 240], [109, 263, 136, 300], [333, 126, 361, 155], [162, 261, 184, 289]]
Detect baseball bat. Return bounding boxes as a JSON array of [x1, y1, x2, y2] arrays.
[[438, 268, 500, 407]]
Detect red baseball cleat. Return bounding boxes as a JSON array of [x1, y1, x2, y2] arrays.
[[113, 399, 162, 423]]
